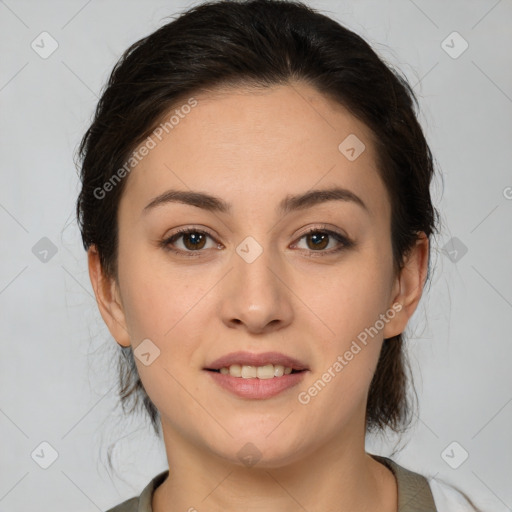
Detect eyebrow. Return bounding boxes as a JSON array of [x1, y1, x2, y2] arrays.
[[142, 186, 369, 216]]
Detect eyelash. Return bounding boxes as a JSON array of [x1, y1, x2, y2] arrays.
[[160, 226, 353, 258]]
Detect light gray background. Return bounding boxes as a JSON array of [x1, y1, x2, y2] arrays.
[[1, 0, 511, 511]]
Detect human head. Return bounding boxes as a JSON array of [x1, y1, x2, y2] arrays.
[[76, 0, 438, 449]]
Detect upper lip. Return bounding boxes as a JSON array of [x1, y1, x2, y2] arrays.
[[205, 351, 309, 371]]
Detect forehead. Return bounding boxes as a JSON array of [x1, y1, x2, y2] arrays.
[[120, 82, 390, 221]]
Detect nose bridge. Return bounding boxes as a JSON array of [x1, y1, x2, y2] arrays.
[[237, 236, 280, 293], [220, 234, 294, 331]]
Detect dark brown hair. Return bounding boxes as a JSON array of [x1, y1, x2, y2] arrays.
[[76, 0, 439, 438]]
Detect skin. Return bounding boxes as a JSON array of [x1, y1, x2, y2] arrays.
[[88, 81, 429, 512]]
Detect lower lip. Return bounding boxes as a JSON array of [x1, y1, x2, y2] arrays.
[[204, 370, 307, 399]]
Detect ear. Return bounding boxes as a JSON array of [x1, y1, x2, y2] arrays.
[[87, 245, 131, 347], [383, 232, 429, 339]]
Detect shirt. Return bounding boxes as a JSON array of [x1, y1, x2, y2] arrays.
[[105, 453, 478, 512]]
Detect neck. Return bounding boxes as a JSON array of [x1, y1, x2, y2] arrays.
[[152, 423, 397, 512]]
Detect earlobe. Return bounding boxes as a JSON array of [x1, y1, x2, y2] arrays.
[[382, 232, 430, 340], [87, 246, 131, 347]]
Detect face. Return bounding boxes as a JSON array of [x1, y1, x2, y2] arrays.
[[90, 82, 427, 468]]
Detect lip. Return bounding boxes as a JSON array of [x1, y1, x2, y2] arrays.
[[205, 369, 308, 399], [205, 351, 309, 371]]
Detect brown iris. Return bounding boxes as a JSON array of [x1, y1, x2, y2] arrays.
[[182, 232, 207, 250], [305, 232, 329, 250]]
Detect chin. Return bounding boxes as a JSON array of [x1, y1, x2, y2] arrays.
[[211, 430, 308, 469]]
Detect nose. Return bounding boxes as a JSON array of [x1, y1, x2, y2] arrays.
[[218, 243, 294, 335]]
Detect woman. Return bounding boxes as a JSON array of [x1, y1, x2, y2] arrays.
[[76, 1, 480, 510]]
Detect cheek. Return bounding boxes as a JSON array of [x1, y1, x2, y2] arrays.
[[117, 240, 210, 343], [315, 255, 394, 346], [296, 291, 386, 438], [116, 253, 218, 411], [118, 262, 212, 425], [298, 249, 393, 403]]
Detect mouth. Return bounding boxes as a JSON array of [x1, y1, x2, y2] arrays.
[[204, 351, 309, 380], [204, 362, 309, 400], [203, 351, 309, 399]]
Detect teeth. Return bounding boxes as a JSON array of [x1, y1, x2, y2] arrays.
[[218, 364, 296, 378]]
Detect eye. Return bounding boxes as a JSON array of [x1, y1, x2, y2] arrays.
[[292, 227, 352, 255], [161, 228, 221, 256], [160, 226, 353, 258]]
